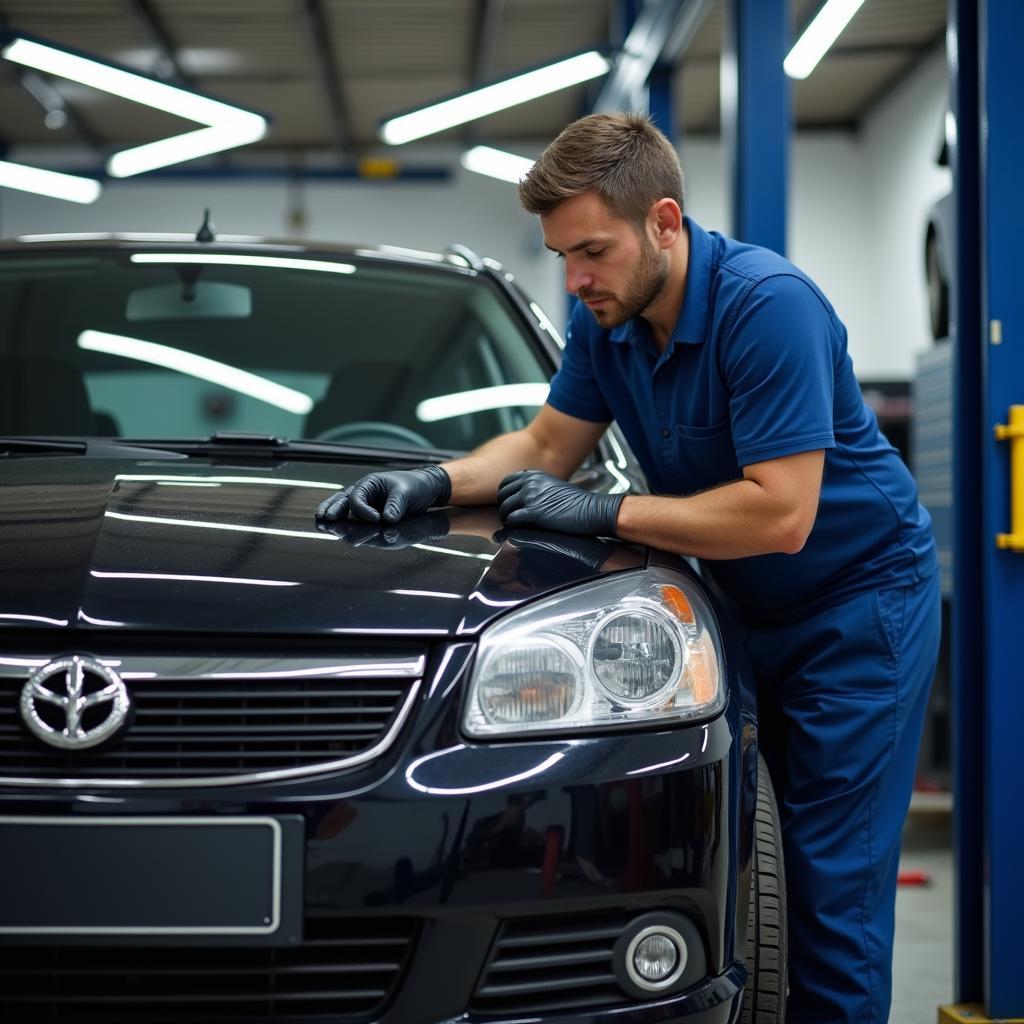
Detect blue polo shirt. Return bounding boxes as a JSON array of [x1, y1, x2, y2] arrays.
[[547, 217, 937, 621]]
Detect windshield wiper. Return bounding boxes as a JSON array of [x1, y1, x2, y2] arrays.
[[116, 432, 461, 463], [0, 437, 88, 456]]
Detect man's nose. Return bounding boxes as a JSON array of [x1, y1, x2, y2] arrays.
[[564, 262, 593, 295]]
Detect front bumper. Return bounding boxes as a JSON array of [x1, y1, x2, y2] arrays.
[[0, 644, 755, 1024]]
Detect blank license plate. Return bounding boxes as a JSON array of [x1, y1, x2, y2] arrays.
[[0, 816, 303, 945]]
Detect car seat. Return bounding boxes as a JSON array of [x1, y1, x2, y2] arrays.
[[0, 356, 95, 435], [303, 361, 417, 439]]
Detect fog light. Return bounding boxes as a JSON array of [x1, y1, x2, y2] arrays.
[[624, 925, 687, 991], [634, 932, 678, 980]]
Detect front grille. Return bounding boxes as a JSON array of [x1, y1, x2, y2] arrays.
[[0, 653, 423, 785], [470, 911, 631, 1016], [0, 916, 417, 1023]]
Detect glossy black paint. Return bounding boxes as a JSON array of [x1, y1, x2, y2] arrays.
[[0, 236, 758, 1024], [0, 456, 643, 636]]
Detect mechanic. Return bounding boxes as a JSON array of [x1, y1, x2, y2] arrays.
[[315, 112, 940, 1024]]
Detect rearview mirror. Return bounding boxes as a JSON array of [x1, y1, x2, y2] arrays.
[[126, 282, 252, 321]]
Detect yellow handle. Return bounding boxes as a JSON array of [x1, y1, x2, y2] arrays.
[[995, 404, 1024, 551]]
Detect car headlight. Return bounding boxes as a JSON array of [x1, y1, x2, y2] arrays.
[[463, 568, 725, 738]]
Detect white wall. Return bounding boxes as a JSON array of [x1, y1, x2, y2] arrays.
[[676, 48, 950, 383], [676, 132, 875, 378], [859, 49, 951, 379], [0, 47, 950, 381]]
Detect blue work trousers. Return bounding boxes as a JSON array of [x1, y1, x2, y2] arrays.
[[742, 571, 941, 1024]]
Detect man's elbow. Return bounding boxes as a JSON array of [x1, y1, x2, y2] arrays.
[[776, 507, 817, 554]]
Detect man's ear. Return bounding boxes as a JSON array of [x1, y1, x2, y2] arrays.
[[649, 198, 682, 250]]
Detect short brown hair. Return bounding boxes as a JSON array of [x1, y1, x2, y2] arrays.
[[518, 112, 684, 226]]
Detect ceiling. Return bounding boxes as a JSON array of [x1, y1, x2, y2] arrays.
[[0, 0, 948, 166]]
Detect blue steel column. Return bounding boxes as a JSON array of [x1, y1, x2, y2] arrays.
[[979, 0, 1024, 1015], [948, 0, 983, 1005], [647, 62, 674, 142], [721, 0, 789, 254]]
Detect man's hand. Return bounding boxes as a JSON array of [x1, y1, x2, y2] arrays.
[[497, 470, 624, 537], [315, 465, 451, 523]]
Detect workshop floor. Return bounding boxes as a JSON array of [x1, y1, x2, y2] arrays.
[[890, 813, 954, 1023]]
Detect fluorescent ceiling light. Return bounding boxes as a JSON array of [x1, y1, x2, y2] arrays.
[[461, 146, 535, 184], [78, 329, 314, 415], [381, 51, 610, 145], [417, 383, 549, 423], [3, 38, 249, 123], [0, 159, 101, 203], [1, 35, 267, 175], [784, 0, 868, 79], [108, 123, 265, 178], [130, 253, 355, 274]]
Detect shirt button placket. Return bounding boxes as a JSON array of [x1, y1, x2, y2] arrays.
[[653, 369, 675, 465]]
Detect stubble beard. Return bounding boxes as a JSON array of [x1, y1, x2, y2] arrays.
[[581, 237, 669, 328]]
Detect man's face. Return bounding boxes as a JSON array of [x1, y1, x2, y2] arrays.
[[541, 191, 668, 328]]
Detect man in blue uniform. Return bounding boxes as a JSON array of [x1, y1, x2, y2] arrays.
[[316, 113, 940, 1023]]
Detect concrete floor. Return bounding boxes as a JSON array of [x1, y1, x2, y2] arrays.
[[890, 813, 954, 1023]]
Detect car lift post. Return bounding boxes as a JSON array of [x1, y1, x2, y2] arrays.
[[943, 0, 1024, 1019], [721, 0, 789, 255]]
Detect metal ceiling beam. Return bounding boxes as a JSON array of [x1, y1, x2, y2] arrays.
[[469, 0, 505, 86], [21, 73, 105, 153], [0, 9, 104, 153], [683, 41, 947, 65], [462, 0, 505, 147], [126, 0, 193, 85], [301, 0, 355, 159], [593, 0, 714, 113]]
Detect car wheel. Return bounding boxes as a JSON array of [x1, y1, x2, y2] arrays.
[[741, 752, 787, 1024]]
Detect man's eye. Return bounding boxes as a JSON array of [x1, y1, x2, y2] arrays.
[[585, 249, 605, 258]]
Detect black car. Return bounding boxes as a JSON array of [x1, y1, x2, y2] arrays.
[[0, 229, 784, 1024]]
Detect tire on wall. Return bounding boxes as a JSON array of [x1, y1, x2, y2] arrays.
[[741, 752, 787, 1024]]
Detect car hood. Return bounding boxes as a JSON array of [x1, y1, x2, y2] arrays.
[[0, 456, 643, 637]]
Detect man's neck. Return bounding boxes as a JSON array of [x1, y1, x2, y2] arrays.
[[644, 221, 690, 352]]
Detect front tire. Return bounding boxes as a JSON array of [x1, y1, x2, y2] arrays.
[[741, 752, 787, 1023]]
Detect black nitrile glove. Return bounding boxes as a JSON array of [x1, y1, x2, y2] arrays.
[[497, 470, 624, 537], [315, 465, 451, 524]]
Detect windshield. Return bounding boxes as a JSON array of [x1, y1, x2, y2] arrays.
[[0, 249, 553, 452]]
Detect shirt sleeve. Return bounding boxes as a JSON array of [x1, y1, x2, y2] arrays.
[[721, 273, 838, 467], [545, 303, 613, 424]]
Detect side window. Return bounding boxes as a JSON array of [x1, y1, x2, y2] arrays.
[[412, 318, 508, 450]]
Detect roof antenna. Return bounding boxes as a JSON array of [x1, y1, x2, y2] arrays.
[[196, 208, 216, 243]]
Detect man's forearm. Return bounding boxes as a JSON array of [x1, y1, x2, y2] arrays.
[[615, 479, 813, 559], [441, 429, 564, 506]]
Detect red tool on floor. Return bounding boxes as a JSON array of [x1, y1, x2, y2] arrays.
[[897, 869, 933, 886]]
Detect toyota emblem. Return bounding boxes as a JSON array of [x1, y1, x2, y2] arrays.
[[20, 655, 130, 750]]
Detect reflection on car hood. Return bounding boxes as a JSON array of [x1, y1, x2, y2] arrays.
[[0, 456, 643, 636]]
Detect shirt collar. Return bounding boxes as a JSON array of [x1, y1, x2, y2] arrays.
[[609, 215, 712, 348]]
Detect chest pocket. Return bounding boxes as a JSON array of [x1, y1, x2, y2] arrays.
[[673, 420, 741, 493]]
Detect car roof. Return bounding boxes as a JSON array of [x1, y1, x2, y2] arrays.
[[0, 233, 495, 274]]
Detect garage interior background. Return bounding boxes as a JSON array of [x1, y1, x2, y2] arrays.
[[0, 0, 948, 382], [0, 2, 965, 1021]]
